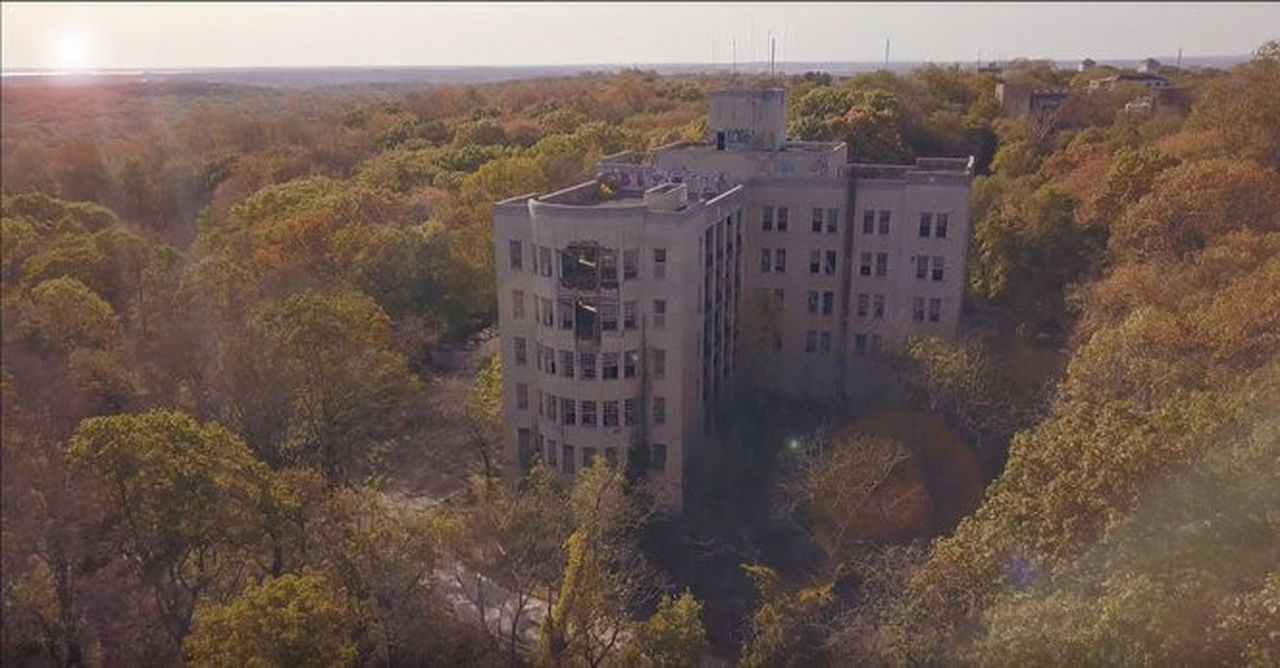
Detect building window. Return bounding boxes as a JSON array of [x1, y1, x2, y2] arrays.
[[545, 347, 557, 375], [773, 289, 785, 310], [654, 397, 666, 425], [777, 206, 789, 231], [562, 398, 576, 425], [857, 293, 869, 317], [653, 348, 666, 379], [624, 350, 639, 378], [651, 443, 667, 472], [929, 298, 942, 322], [932, 256, 944, 282], [807, 291, 819, 314], [760, 249, 772, 273], [518, 427, 531, 458], [546, 393, 558, 421], [516, 383, 528, 409], [774, 249, 786, 273], [875, 253, 888, 277], [605, 447, 618, 468], [860, 252, 872, 276], [653, 248, 667, 279], [559, 297, 574, 330], [600, 250, 618, 287], [823, 291, 834, 316], [855, 333, 868, 355], [878, 210, 891, 235], [603, 353, 619, 380], [547, 440, 558, 467], [624, 301, 638, 330], [916, 256, 928, 279], [812, 208, 824, 233], [762, 206, 774, 231], [601, 303, 618, 331], [514, 337, 527, 365], [826, 208, 838, 234], [820, 331, 832, 354], [912, 297, 925, 322], [623, 249, 638, 280], [539, 246, 552, 277], [919, 213, 933, 238], [563, 444, 575, 473], [561, 350, 574, 378], [871, 334, 883, 353], [624, 399, 636, 426], [581, 401, 597, 427], [508, 240, 526, 271], [825, 250, 836, 275], [652, 300, 666, 329], [863, 209, 875, 234], [810, 250, 821, 275], [805, 330, 817, 353], [536, 389, 543, 415], [873, 294, 885, 319], [936, 213, 949, 239], [512, 290, 525, 320], [580, 352, 596, 379], [542, 298, 558, 326], [603, 401, 619, 427]]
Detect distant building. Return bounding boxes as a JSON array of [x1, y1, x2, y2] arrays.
[[493, 89, 974, 510], [1089, 71, 1173, 92], [1124, 97, 1154, 114], [996, 82, 1070, 117], [1137, 57, 1162, 74], [1079, 58, 1097, 72]]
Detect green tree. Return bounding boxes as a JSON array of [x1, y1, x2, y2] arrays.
[[621, 591, 708, 668], [23, 277, 120, 353], [465, 353, 504, 481], [66, 410, 271, 643], [185, 573, 362, 667]]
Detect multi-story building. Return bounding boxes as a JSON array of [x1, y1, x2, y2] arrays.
[[492, 88, 973, 509]]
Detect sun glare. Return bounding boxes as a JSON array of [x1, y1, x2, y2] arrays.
[[50, 25, 98, 72]]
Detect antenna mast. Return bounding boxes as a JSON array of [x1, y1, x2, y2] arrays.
[[771, 37, 776, 77], [884, 38, 891, 71]]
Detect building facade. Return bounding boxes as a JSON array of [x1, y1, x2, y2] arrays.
[[492, 89, 973, 509]]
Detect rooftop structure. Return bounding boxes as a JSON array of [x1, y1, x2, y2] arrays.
[[996, 83, 1071, 117], [492, 89, 974, 510]]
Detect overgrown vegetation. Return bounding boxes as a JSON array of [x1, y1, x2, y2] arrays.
[[3, 41, 1278, 665]]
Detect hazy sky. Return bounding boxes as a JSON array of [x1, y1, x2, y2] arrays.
[[3, 2, 1277, 70]]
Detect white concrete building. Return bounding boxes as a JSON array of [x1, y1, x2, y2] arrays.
[[493, 88, 973, 510]]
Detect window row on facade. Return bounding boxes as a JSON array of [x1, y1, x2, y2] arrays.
[[760, 205, 840, 234], [518, 429, 667, 475], [510, 291, 669, 334], [508, 241, 668, 283], [860, 209, 950, 239], [758, 248, 838, 276], [515, 387, 667, 429], [513, 339, 667, 381]]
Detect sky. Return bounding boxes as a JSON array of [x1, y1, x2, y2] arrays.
[[3, 2, 1277, 71]]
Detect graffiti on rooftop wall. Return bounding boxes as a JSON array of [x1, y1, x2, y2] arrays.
[[724, 128, 754, 147]]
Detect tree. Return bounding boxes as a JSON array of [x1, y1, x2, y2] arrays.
[[242, 291, 420, 480], [739, 565, 835, 668], [66, 411, 271, 644], [621, 591, 708, 667], [830, 91, 911, 164], [185, 573, 362, 667], [465, 353, 504, 481], [446, 460, 571, 663], [778, 432, 927, 568], [539, 459, 659, 667], [22, 277, 120, 353]]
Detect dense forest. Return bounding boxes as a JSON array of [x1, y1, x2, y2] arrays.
[[2, 40, 1277, 666]]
